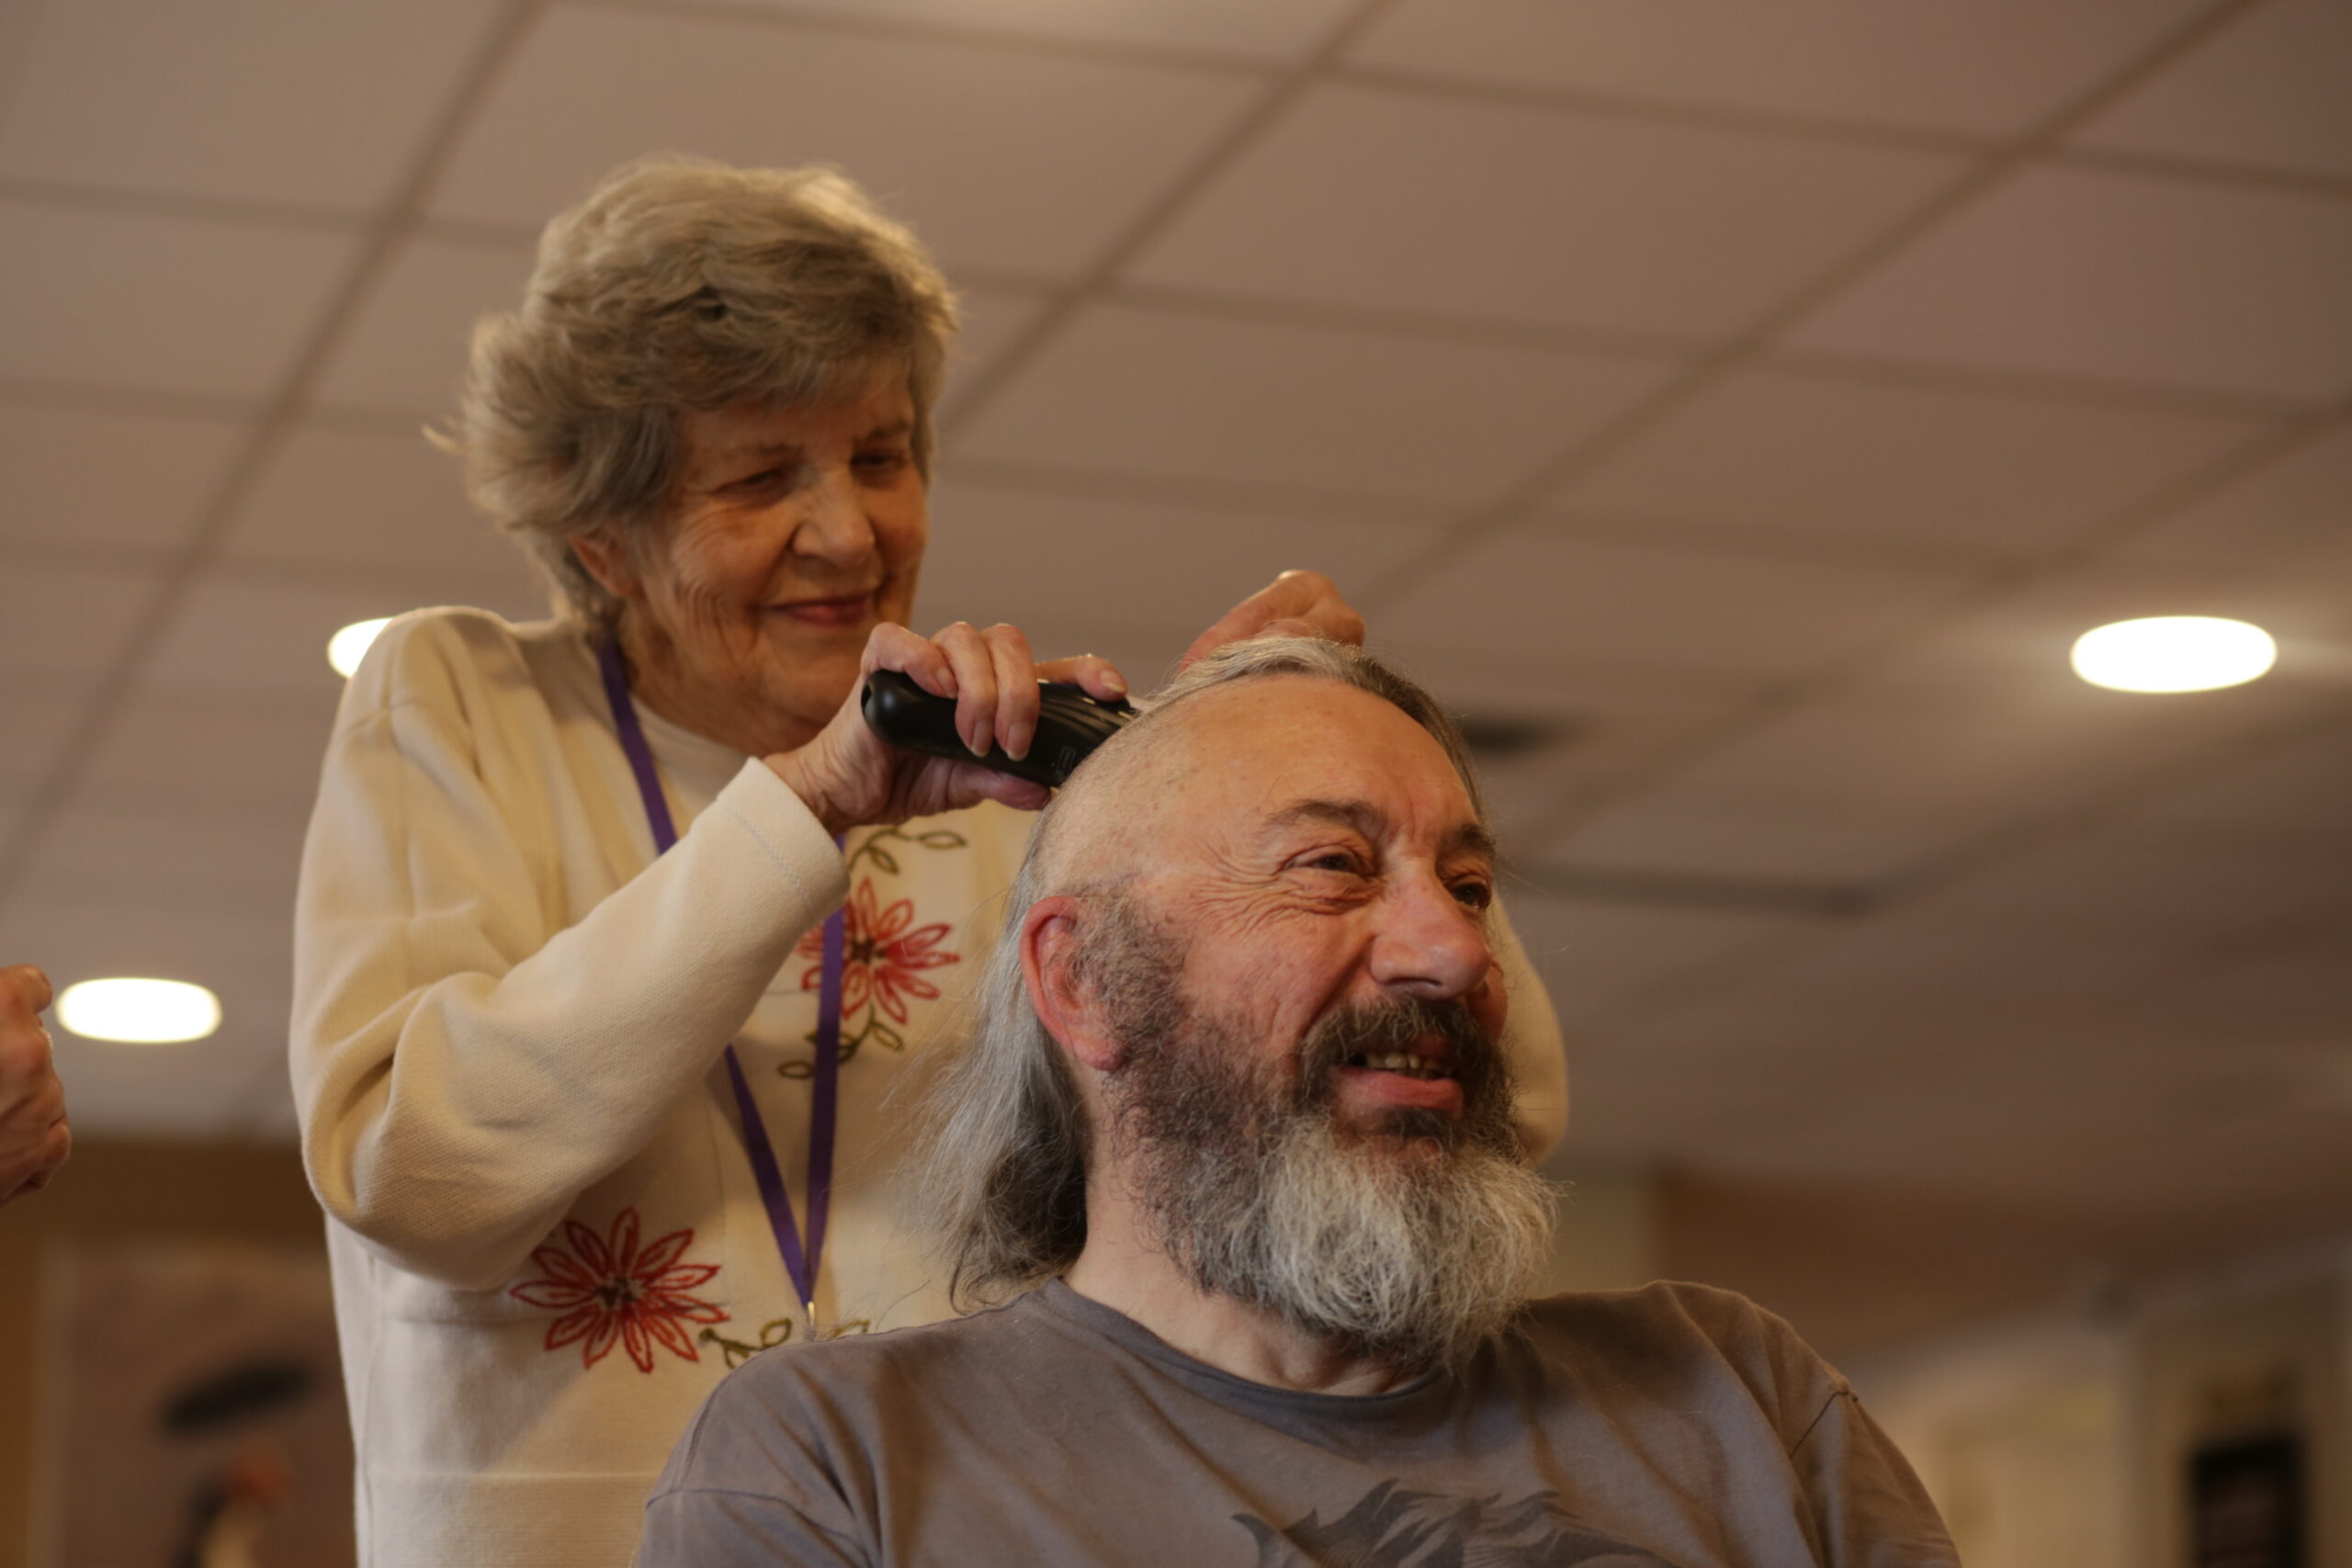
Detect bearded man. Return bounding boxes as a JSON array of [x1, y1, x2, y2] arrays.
[[636, 637, 1958, 1568]]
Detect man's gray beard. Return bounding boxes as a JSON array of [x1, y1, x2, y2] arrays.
[[1093, 904, 1558, 1371]]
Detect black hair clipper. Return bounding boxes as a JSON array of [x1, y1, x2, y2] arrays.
[[860, 670, 1136, 787]]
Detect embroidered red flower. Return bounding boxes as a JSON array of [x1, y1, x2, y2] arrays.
[[798, 876, 961, 1025], [508, 1208, 726, 1372]]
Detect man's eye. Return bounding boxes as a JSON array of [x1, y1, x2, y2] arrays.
[[725, 468, 786, 492], [854, 449, 910, 476]]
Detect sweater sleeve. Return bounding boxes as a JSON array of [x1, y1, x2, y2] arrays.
[[288, 615, 849, 1291], [1489, 897, 1568, 1161]]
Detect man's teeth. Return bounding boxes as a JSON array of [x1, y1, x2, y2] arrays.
[[1353, 1052, 1446, 1079]]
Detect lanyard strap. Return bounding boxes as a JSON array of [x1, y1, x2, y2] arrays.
[[597, 637, 842, 1319]]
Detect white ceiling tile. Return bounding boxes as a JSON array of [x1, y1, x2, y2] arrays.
[[140, 576, 423, 701], [1126, 85, 1965, 340], [954, 301, 1673, 505], [1548, 366, 2264, 558], [1845, 555, 2352, 705], [0, 692, 86, 791], [1504, 889, 1813, 1031], [1470, 707, 1706, 846], [0, 201, 357, 400], [50, 1026, 288, 1139], [226, 422, 544, 604], [1350, 0, 2206, 137], [1606, 662, 2320, 863], [21, 807, 310, 929], [78, 685, 336, 810], [1537, 794, 1963, 886], [0, 558, 161, 687], [428, 6, 1261, 278], [921, 475, 1441, 642], [0, 896, 294, 1011], [312, 234, 535, 418], [688, 0, 1356, 61], [79, 691, 342, 823], [936, 283, 1057, 422], [1312, 642, 1745, 843], [2074, 0, 2352, 179], [0, 0, 503, 211], [2120, 724, 2352, 861], [1378, 530, 1973, 689], [14, 894, 296, 1136], [1763, 835, 2350, 1010], [0, 400, 249, 553], [1790, 166, 2352, 402], [2119, 424, 2352, 570]]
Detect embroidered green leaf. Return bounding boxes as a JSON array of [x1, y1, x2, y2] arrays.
[[915, 830, 967, 850], [865, 847, 900, 875], [698, 1319, 796, 1369]]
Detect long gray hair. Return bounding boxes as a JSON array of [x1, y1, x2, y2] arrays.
[[916, 637, 1485, 1304], [436, 155, 957, 626]]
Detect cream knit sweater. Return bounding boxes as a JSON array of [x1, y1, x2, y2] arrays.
[[289, 607, 1566, 1568]]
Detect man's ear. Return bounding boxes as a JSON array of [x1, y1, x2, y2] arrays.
[[1021, 896, 1125, 1074], [569, 527, 639, 602]]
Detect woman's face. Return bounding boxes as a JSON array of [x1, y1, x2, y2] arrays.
[[586, 375, 929, 757]]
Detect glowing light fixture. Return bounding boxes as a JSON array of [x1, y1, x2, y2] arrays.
[[57, 977, 221, 1043], [2071, 616, 2277, 694], [328, 617, 394, 678]]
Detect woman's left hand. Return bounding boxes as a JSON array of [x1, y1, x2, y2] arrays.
[[1180, 570, 1366, 668]]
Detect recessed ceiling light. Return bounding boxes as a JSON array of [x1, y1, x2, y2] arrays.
[[2070, 616, 2277, 694], [56, 977, 221, 1044], [328, 617, 394, 678]]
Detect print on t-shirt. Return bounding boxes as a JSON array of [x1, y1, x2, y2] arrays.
[[1236, 1481, 1681, 1566]]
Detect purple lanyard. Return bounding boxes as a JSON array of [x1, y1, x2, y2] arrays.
[[596, 638, 842, 1321]]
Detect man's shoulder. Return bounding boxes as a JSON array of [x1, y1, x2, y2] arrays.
[[1507, 1280, 1849, 1440], [711, 1292, 1059, 1416], [1519, 1278, 1783, 1337]]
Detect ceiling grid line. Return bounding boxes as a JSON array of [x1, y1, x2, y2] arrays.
[[2052, 143, 2352, 205], [582, 0, 1294, 76], [1566, 690, 2352, 1057], [0, 0, 553, 906], [1378, 0, 2279, 847], [1327, 61, 1998, 158], [1361, 0, 2278, 614], [0, 175, 371, 233], [931, 0, 1406, 441]]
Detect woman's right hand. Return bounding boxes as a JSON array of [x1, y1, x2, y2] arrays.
[[766, 622, 1128, 836]]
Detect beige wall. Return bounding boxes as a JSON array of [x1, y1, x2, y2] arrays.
[[0, 1139, 326, 1568]]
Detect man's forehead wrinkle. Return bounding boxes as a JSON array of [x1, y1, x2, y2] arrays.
[[1262, 798, 1385, 841], [1262, 797, 1489, 858]]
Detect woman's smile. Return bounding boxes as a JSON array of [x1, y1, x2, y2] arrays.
[[771, 592, 879, 629]]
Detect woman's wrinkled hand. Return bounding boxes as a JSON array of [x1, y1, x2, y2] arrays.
[[0, 965, 70, 1204], [768, 622, 1128, 835], [1180, 570, 1366, 669]]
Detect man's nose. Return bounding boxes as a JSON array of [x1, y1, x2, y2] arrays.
[[791, 465, 877, 566], [1367, 874, 1493, 1000]]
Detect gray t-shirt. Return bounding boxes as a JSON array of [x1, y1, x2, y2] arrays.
[[637, 1280, 1957, 1567]]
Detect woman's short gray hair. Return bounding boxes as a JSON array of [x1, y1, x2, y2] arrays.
[[916, 637, 1485, 1304], [438, 154, 958, 625]]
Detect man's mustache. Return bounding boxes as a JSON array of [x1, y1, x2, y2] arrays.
[[1295, 997, 1501, 1100]]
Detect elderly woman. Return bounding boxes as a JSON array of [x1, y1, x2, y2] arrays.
[[289, 156, 1566, 1567]]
